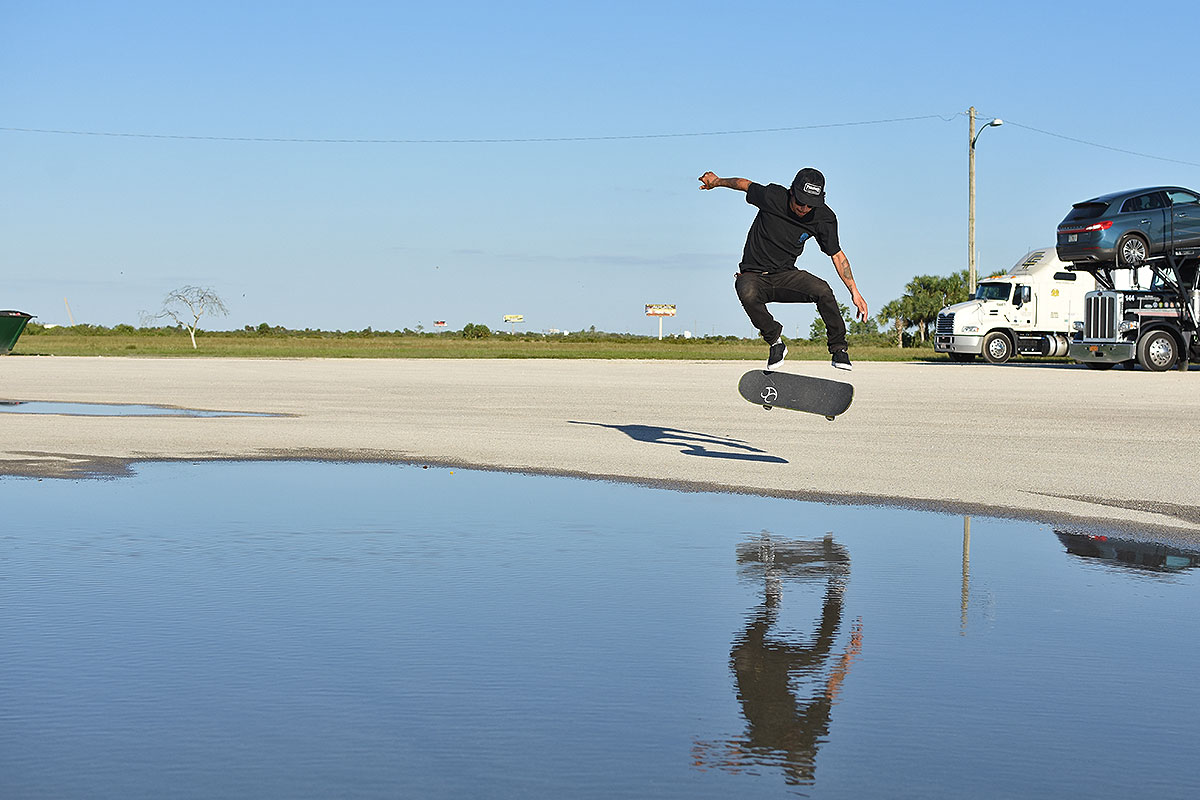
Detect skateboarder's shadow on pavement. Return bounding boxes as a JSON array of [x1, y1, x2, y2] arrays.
[[569, 421, 787, 464]]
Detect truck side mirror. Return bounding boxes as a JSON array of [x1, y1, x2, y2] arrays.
[[1014, 286, 1031, 307]]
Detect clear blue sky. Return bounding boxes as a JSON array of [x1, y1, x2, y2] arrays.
[[3, 1, 1199, 336]]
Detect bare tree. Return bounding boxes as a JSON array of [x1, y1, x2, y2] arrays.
[[148, 286, 229, 349]]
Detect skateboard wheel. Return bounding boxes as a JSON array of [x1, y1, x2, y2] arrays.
[[825, 415, 835, 421], [762, 404, 773, 411]]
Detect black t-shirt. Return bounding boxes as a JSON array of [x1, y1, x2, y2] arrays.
[[739, 182, 841, 272]]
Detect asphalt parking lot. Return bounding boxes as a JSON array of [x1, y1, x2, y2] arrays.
[[2, 356, 1198, 538]]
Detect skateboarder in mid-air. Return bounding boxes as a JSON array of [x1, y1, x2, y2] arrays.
[[699, 168, 868, 371]]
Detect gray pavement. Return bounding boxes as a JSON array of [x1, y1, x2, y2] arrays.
[[2, 356, 1198, 537]]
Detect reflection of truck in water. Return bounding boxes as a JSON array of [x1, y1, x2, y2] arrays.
[[935, 249, 1096, 363], [1055, 531, 1200, 573]]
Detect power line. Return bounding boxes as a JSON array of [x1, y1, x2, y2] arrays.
[[991, 117, 1200, 169], [0, 114, 952, 144], [7, 113, 1196, 168]]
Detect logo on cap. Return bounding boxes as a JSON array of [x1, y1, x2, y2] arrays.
[[803, 183, 822, 194]]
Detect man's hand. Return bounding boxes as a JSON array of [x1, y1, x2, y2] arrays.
[[832, 251, 869, 320], [699, 172, 750, 192], [850, 290, 869, 321]]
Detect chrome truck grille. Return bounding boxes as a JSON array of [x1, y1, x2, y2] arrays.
[[1084, 293, 1118, 339], [936, 312, 954, 335]]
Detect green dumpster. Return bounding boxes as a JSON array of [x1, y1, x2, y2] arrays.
[[0, 310, 34, 355]]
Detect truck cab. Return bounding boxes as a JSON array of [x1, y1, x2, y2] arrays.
[[1069, 263, 1200, 371], [935, 249, 1096, 363]]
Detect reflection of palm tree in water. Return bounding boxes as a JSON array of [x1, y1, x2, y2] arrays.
[[694, 533, 863, 788]]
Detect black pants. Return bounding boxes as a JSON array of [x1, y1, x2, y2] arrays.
[[735, 270, 847, 353]]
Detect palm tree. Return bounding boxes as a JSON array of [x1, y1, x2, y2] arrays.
[[877, 298, 913, 348]]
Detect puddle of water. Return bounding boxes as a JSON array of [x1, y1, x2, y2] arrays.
[[2, 463, 1198, 799], [0, 400, 280, 417]]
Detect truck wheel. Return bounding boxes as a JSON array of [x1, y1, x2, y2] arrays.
[[1137, 330, 1178, 371], [981, 331, 1012, 364], [948, 352, 976, 362], [1116, 233, 1149, 268]]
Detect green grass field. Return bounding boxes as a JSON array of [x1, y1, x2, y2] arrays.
[[9, 329, 958, 361]]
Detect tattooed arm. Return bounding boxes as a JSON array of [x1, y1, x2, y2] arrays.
[[832, 251, 869, 321], [698, 172, 751, 192]]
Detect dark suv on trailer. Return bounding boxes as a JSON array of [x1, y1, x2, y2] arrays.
[[1056, 186, 1200, 267]]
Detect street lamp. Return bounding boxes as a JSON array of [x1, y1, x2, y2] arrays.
[[968, 107, 1003, 295]]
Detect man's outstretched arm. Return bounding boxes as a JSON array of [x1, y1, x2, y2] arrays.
[[831, 250, 869, 321], [699, 172, 750, 192]]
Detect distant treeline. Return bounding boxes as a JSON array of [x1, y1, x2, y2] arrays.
[[21, 266, 973, 351], [24, 322, 739, 340], [23, 322, 909, 347]]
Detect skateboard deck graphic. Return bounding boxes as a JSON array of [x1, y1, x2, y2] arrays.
[[738, 370, 853, 420]]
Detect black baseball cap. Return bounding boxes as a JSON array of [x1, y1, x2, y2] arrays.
[[790, 168, 826, 208]]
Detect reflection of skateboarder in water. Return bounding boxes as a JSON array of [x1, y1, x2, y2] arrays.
[[694, 534, 863, 788]]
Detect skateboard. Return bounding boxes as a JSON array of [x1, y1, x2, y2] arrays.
[[738, 369, 853, 420]]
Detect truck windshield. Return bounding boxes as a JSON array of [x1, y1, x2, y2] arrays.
[[975, 283, 1011, 301], [1148, 271, 1187, 291]]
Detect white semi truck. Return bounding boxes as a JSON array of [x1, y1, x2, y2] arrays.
[[934, 249, 1096, 363]]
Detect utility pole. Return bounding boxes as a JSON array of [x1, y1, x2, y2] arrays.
[[968, 106, 977, 296], [968, 107, 1003, 297]]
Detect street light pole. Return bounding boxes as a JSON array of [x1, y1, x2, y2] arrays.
[[969, 107, 977, 295], [968, 107, 1003, 295]]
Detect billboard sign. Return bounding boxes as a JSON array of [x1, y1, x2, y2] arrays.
[[645, 304, 676, 317], [503, 315, 524, 323]]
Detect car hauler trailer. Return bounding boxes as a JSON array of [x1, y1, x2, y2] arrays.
[[1066, 247, 1200, 371], [934, 249, 1095, 363]]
